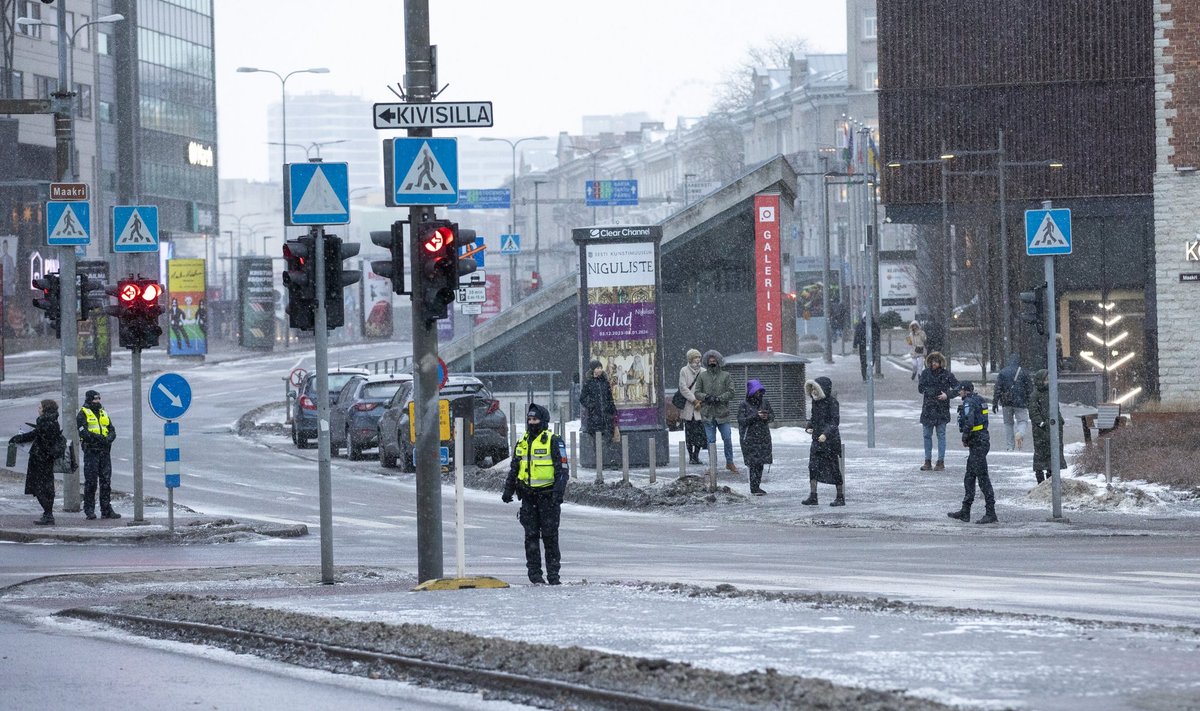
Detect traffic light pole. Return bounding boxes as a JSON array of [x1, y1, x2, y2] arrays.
[[405, 0, 444, 583], [1041, 200, 1065, 522], [313, 225, 335, 584], [132, 348, 144, 521]]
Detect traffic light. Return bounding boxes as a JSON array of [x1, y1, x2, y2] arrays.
[[370, 220, 407, 295], [1020, 284, 1046, 335], [283, 235, 317, 330], [32, 272, 62, 338], [417, 219, 457, 323], [323, 232, 361, 329], [108, 277, 163, 349], [455, 226, 479, 283]]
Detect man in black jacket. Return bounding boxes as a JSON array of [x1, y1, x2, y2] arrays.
[[503, 404, 569, 585], [77, 389, 120, 520], [852, 314, 881, 381]]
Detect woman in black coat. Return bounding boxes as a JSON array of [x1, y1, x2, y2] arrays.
[[802, 376, 844, 507], [578, 358, 616, 439], [736, 379, 774, 496], [10, 399, 63, 525]]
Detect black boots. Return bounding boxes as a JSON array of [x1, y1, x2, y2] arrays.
[[830, 496, 845, 507], [920, 460, 932, 471], [35, 513, 55, 526], [947, 504, 971, 522], [976, 509, 999, 524], [1034, 470, 1047, 484], [801, 494, 818, 506], [101, 511, 122, 519]]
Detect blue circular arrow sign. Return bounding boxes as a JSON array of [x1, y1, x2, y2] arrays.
[[148, 372, 192, 421]]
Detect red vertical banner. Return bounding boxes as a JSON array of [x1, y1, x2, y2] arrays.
[[755, 194, 782, 352]]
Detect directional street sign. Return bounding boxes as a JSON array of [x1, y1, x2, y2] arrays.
[[448, 188, 511, 210], [50, 183, 88, 201], [46, 201, 91, 245], [1025, 208, 1072, 256], [585, 179, 639, 207], [500, 233, 521, 255], [373, 101, 493, 130], [112, 205, 158, 253], [286, 162, 350, 226], [385, 138, 458, 207], [148, 372, 192, 421]]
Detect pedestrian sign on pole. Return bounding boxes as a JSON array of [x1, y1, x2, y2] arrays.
[[112, 205, 159, 253], [384, 137, 458, 207], [1025, 208, 1072, 256], [46, 201, 91, 245], [500, 234, 521, 255], [286, 162, 350, 226]]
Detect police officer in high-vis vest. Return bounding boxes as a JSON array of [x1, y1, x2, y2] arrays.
[[948, 381, 997, 525], [503, 403, 569, 584], [77, 389, 120, 520]]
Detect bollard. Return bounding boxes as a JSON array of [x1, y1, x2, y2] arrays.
[[569, 430, 578, 481], [648, 438, 656, 484], [621, 435, 630, 485], [1104, 437, 1112, 488], [707, 441, 718, 492], [678, 441, 686, 480], [594, 434, 604, 485]]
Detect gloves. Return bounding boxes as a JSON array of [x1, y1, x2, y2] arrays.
[[554, 494, 564, 505], [704, 394, 720, 405], [501, 492, 513, 503]]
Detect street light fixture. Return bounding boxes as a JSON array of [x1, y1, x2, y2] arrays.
[[479, 135, 549, 303], [267, 138, 348, 161]]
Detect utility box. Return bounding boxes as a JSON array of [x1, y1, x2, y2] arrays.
[[722, 351, 810, 427]]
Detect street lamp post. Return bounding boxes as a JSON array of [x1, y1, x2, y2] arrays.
[[267, 138, 348, 162], [532, 179, 548, 282], [16, 11, 126, 513], [568, 143, 621, 224], [479, 136, 549, 304]]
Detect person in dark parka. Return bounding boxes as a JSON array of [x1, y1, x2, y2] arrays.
[[1028, 369, 1065, 484], [917, 351, 959, 471], [578, 358, 617, 455], [736, 379, 774, 496], [852, 314, 881, 381], [801, 376, 844, 506], [949, 381, 998, 524], [503, 403, 569, 585], [10, 399, 64, 525]]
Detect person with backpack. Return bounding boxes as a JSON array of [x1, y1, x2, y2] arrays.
[[994, 353, 1033, 450], [10, 399, 65, 526], [77, 389, 120, 520], [948, 381, 998, 524]]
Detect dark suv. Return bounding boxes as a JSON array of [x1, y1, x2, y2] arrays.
[[377, 375, 509, 470], [329, 373, 412, 460], [290, 368, 369, 448]]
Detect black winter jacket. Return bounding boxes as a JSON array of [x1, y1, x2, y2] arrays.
[[918, 352, 959, 426], [578, 373, 616, 434], [11, 412, 63, 495], [736, 392, 774, 467]]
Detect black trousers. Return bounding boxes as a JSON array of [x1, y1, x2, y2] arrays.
[[962, 432, 995, 510], [858, 348, 881, 380], [83, 448, 113, 515], [518, 491, 561, 581], [749, 463, 764, 490]]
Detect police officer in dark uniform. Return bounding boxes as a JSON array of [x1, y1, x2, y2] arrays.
[[948, 381, 997, 524], [502, 404, 569, 585], [77, 389, 120, 520]]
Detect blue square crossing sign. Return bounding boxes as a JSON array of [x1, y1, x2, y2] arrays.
[[1025, 208, 1072, 256]]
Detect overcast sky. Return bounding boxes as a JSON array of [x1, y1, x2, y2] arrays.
[[213, 1, 848, 182]]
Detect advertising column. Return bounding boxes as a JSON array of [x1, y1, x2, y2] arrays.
[[572, 225, 669, 467], [238, 257, 275, 349], [166, 258, 208, 357]]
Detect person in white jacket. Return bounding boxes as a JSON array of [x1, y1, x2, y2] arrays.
[[678, 348, 705, 464], [906, 321, 927, 381]]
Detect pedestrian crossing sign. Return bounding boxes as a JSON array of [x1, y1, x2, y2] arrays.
[[46, 201, 91, 246], [499, 233, 521, 255], [286, 162, 350, 226], [112, 205, 159, 253], [1025, 208, 1072, 256], [385, 137, 458, 207]]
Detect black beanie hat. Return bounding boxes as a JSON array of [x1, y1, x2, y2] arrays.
[[85, 389, 101, 402], [958, 381, 974, 393], [588, 359, 602, 371]]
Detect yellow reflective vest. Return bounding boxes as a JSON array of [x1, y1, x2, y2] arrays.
[[515, 431, 556, 489], [81, 407, 111, 438]]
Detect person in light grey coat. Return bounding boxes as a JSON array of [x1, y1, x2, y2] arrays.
[[677, 348, 705, 464]]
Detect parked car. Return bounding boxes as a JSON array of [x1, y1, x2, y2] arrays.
[[377, 374, 509, 471], [290, 367, 369, 448], [329, 373, 412, 460]]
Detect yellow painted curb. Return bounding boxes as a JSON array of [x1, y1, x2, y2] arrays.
[[412, 576, 510, 591]]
